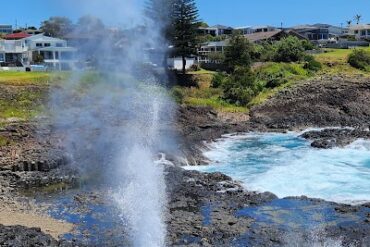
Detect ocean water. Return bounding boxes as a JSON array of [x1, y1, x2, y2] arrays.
[[188, 132, 370, 204]]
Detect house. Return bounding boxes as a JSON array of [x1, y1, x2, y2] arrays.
[[167, 57, 196, 70], [349, 24, 370, 40], [0, 34, 77, 71], [0, 25, 12, 35], [197, 40, 229, 63], [198, 25, 234, 36], [291, 24, 345, 42], [234, 26, 253, 35], [244, 30, 307, 43], [252, 25, 277, 33]]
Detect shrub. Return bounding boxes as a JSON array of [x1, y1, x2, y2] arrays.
[[303, 55, 322, 72], [255, 63, 309, 89], [256, 42, 277, 62], [274, 36, 305, 62], [171, 86, 185, 103], [221, 66, 258, 106], [348, 49, 370, 71], [301, 40, 315, 50], [211, 72, 227, 88], [189, 64, 201, 71]]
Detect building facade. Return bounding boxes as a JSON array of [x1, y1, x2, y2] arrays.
[[0, 25, 12, 35], [349, 24, 370, 40], [0, 34, 77, 70]]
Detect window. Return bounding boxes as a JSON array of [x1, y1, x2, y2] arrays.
[[44, 43, 51, 47], [361, 30, 366, 36], [56, 43, 63, 47], [354, 30, 359, 34], [36, 43, 42, 47]]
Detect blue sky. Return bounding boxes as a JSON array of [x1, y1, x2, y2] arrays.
[[1, 0, 369, 28]]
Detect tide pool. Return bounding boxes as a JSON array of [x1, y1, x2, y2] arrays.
[[188, 132, 370, 204]]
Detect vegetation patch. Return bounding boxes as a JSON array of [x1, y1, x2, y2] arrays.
[[0, 71, 68, 86], [0, 136, 11, 147], [348, 49, 370, 71]]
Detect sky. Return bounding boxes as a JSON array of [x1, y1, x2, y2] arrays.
[[1, 0, 369, 28]]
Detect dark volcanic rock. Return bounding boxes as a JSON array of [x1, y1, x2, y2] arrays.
[[250, 77, 370, 129], [0, 225, 77, 247], [301, 128, 370, 148]]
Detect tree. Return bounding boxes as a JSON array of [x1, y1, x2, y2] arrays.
[[354, 14, 362, 25], [40, 17, 74, 38], [274, 36, 305, 62], [76, 15, 105, 33], [171, 0, 200, 74], [224, 34, 254, 71], [347, 20, 352, 27]]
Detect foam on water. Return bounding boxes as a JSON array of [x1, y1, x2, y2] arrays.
[[189, 132, 370, 204]]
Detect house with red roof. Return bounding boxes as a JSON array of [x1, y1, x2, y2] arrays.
[[3, 32, 31, 40], [0, 33, 77, 71]]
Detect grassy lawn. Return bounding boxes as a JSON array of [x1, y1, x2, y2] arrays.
[[314, 47, 370, 77], [187, 69, 217, 75], [0, 72, 62, 122], [0, 71, 69, 86]]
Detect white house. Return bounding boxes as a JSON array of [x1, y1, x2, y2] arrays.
[[0, 25, 12, 34], [349, 24, 370, 40], [167, 57, 195, 70], [198, 25, 234, 36], [197, 41, 229, 64], [0, 34, 77, 71]]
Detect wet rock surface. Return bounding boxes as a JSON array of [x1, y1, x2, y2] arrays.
[[301, 127, 370, 148], [165, 167, 370, 247]]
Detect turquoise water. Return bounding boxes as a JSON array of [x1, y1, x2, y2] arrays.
[[188, 132, 370, 204]]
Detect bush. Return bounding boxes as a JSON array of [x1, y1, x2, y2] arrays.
[[303, 55, 322, 72], [301, 40, 315, 50], [274, 36, 305, 62], [255, 42, 277, 62], [211, 72, 227, 88], [221, 66, 258, 106], [171, 86, 185, 103], [348, 49, 370, 71], [255, 63, 309, 89], [189, 64, 201, 71]]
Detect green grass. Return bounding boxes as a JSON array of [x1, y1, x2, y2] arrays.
[[184, 97, 248, 113], [0, 89, 45, 120], [0, 71, 69, 86], [249, 62, 312, 107], [171, 85, 248, 113], [187, 69, 217, 75], [0, 136, 11, 147], [314, 48, 370, 77]]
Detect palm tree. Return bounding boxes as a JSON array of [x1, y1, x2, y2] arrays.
[[354, 14, 362, 25], [347, 20, 352, 27]]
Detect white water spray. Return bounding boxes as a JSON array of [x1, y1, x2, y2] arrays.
[[49, 1, 173, 246]]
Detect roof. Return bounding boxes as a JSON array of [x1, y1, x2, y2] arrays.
[[4, 32, 31, 40], [36, 46, 77, 52], [244, 30, 307, 42], [211, 25, 233, 30], [199, 25, 233, 30], [349, 24, 370, 30], [201, 40, 229, 47], [252, 25, 276, 30], [244, 30, 282, 42], [24, 34, 65, 42]]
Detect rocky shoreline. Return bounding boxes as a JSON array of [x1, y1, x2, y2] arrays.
[[0, 75, 369, 246]]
